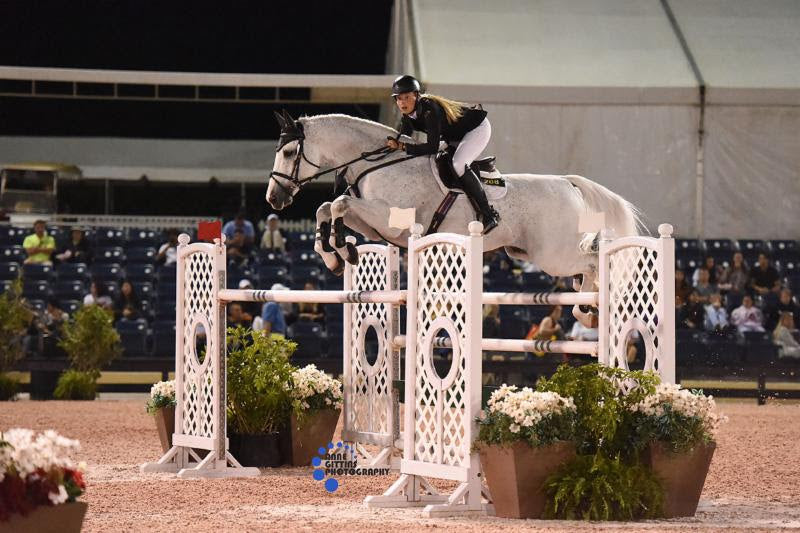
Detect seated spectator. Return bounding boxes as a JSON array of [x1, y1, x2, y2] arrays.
[[226, 229, 251, 266], [534, 305, 564, 341], [749, 253, 781, 298], [765, 287, 800, 331], [259, 283, 288, 338], [675, 294, 686, 327], [260, 213, 287, 252], [237, 279, 262, 318], [113, 280, 142, 321], [675, 269, 692, 303], [693, 256, 722, 286], [694, 268, 717, 303], [54, 227, 92, 264], [223, 210, 255, 247], [296, 280, 324, 322], [679, 290, 706, 330], [718, 252, 748, 294], [568, 319, 598, 341], [83, 280, 113, 309], [157, 230, 179, 266], [482, 305, 500, 338], [773, 312, 800, 359], [704, 293, 732, 334], [23, 220, 56, 265], [227, 302, 252, 329], [731, 294, 765, 333], [42, 298, 69, 336]]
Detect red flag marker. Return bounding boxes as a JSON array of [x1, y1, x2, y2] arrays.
[[197, 220, 222, 242]]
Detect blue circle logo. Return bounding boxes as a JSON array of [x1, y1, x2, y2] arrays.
[[310, 440, 356, 493]]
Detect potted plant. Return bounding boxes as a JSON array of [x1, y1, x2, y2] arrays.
[[475, 385, 577, 518], [286, 364, 343, 466], [146, 380, 177, 453], [0, 279, 33, 401], [226, 326, 297, 467], [0, 428, 87, 532], [537, 363, 664, 520], [56, 304, 122, 400], [629, 383, 726, 517]]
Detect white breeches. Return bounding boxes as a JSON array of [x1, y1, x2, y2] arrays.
[[452, 118, 491, 175]]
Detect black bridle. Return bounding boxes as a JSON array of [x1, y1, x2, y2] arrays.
[[268, 119, 394, 197]]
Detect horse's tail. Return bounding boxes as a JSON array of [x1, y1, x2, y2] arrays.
[[565, 175, 646, 237]]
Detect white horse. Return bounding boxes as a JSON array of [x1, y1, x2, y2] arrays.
[[266, 112, 644, 326]]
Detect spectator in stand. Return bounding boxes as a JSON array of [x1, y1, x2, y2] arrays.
[[296, 280, 324, 323], [731, 294, 765, 333], [157, 230, 179, 266], [260, 214, 287, 252], [38, 298, 69, 337], [260, 283, 288, 338], [675, 294, 686, 327], [226, 229, 251, 266], [482, 304, 500, 338], [694, 267, 717, 303], [675, 269, 692, 303], [679, 290, 706, 330], [113, 280, 141, 322], [83, 280, 113, 309], [568, 319, 598, 341], [23, 220, 56, 265], [54, 227, 92, 264], [223, 210, 255, 248], [718, 251, 749, 295], [704, 293, 731, 334], [237, 280, 262, 318], [765, 287, 800, 331], [773, 312, 800, 359], [693, 256, 722, 286], [749, 253, 781, 299], [535, 305, 564, 341], [227, 302, 253, 329]]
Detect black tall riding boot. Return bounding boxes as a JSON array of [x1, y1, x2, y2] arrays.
[[459, 166, 500, 234]]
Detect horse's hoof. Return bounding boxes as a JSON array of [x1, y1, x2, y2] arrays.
[[345, 243, 359, 265], [319, 221, 335, 253]]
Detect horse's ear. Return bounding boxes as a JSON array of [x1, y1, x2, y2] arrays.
[[274, 111, 287, 129], [282, 109, 295, 124]]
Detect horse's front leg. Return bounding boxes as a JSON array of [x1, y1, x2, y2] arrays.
[[329, 196, 401, 264], [572, 271, 599, 331], [315, 202, 345, 275]]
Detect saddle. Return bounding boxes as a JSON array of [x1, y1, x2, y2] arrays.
[[435, 148, 504, 190]]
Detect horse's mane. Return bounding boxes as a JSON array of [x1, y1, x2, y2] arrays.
[[300, 113, 398, 139]]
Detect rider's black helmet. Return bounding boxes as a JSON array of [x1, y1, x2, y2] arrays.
[[391, 75, 421, 96]]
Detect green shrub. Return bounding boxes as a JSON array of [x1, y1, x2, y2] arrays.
[[0, 373, 20, 401], [59, 304, 121, 378], [54, 369, 97, 400], [226, 326, 298, 435], [544, 452, 663, 521], [0, 278, 33, 373]]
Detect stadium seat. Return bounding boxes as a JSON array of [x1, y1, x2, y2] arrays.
[[0, 280, 13, 293], [1, 246, 26, 263], [22, 263, 55, 281], [289, 249, 321, 265], [90, 263, 123, 282], [127, 228, 160, 247], [152, 321, 176, 357], [256, 250, 289, 266], [0, 262, 20, 281], [56, 263, 89, 282], [94, 227, 125, 246], [498, 310, 529, 339], [54, 280, 85, 301], [95, 246, 126, 264], [60, 299, 82, 315], [132, 281, 155, 300], [27, 299, 46, 313], [117, 319, 150, 357], [289, 266, 321, 289], [287, 321, 325, 358], [675, 239, 701, 255], [126, 263, 155, 282], [291, 233, 316, 250], [156, 283, 176, 302], [126, 247, 157, 264], [704, 239, 734, 253], [23, 280, 50, 300], [521, 272, 554, 291], [741, 332, 779, 364], [157, 264, 177, 283], [0, 226, 25, 246]]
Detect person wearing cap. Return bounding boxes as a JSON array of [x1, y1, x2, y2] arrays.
[[237, 279, 262, 318], [386, 74, 500, 234], [55, 226, 92, 264], [260, 213, 287, 252], [222, 210, 256, 246], [260, 283, 288, 339], [157, 229, 180, 266], [23, 220, 56, 264]]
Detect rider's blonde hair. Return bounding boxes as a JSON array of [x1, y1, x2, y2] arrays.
[[420, 93, 468, 124]]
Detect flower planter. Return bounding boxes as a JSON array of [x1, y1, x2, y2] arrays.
[[0, 501, 87, 533], [645, 441, 716, 518], [478, 440, 576, 519], [228, 431, 290, 468], [152, 405, 175, 453], [288, 409, 341, 467]]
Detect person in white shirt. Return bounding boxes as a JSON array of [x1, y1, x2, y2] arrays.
[[260, 214, 287, 252], [568, 320, 598, 341], [731, 295, 765, 333], [773, 312, 800, 359], [157, 230, 179, 266]]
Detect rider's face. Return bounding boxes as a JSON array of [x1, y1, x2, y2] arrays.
[[394, 92, 417, 115]]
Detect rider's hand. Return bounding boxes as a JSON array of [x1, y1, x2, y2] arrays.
[[386, 138, 401, 151]]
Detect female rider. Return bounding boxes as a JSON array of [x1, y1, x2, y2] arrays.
[[386, 75, 500, 234]]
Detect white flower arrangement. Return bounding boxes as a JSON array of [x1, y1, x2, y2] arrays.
[[486, 385, 576, 434], [146, 380, 177, 414], [631, 383, 727, 437], [287, 364, 343, 412]]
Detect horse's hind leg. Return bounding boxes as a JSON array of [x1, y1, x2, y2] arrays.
[[315, 202, 345, 275]]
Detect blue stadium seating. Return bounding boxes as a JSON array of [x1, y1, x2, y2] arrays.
[[291, 232, 316, 250], [23, 280, 50, 299], [1, 246, 26, 263], [0, 262, 20, 281], [0, 280, 13, 293], [90, 263, 123, 282], [56, 263, 89, 282], [126, 263, 155, 282], [0, 227, 26, 246], [95, 247, 126, 264], [256, 250, 289, 266], [94, 227, 125, 246], [152, 321, 176, 356], [27, 299, 46, 313], [287, 321, 325, 358], [60, 300, 82, 314], [22, 263, 55, 281], [117, 319, 150, 357], [127, 228, 160, 247], [126, 247, 157, 264], [54, 280, 85, 301]]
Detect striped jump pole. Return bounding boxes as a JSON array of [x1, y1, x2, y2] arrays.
[[392, 335, 597, 356], [218, 288, 406, 305]]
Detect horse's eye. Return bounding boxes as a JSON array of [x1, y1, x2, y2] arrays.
[[282, 148, 295, 157]]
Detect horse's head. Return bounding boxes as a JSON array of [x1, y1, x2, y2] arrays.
[[267, 110, 320, 210]]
